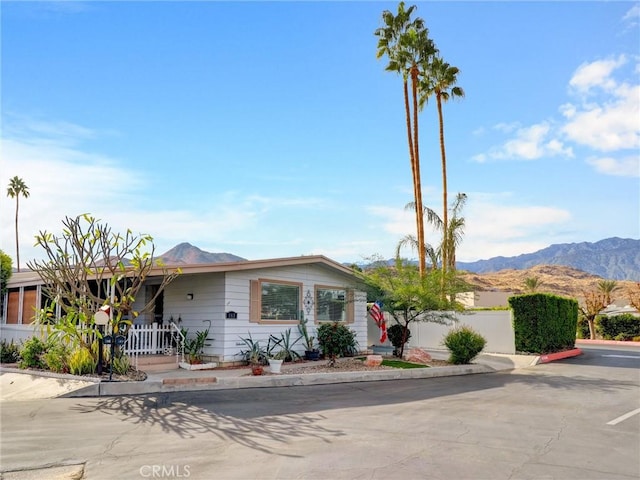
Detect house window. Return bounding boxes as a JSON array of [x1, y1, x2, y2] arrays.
[[5, 287, 38, 324], [250, 279, 301, 323], [315, 286, 354, 323]]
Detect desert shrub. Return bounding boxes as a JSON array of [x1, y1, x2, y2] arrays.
[[68, 347, 97, 376], [0, 339, 20, 363], [19, 337, 47, 369], [598, 314, 640, 341], [111, 352, 131, 375], [387, 324, 411, 355], [317, 322, 357, 366], [443, 326, 487, 365], [43, 342, 70, 373]]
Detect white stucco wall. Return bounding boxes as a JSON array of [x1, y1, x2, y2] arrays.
[[369, 310, 515, 355]]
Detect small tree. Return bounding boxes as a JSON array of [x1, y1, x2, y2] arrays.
[[627, 283, 640, 311], [359, 256, 463, 358], [0, 250, 12, 317], [27, 214, 180, 358], [578, 291, 606, 340]]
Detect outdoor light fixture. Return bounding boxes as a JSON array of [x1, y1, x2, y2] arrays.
[[186, 293, 194, 300]]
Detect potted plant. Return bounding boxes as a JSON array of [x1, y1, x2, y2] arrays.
[[268, 328, 302, 362], [268, 349, 287, 374], [298, 318, 320, 361], [179, 327, 218, 370], [184, 328, 208, 364], [239, 333, 267, 375]]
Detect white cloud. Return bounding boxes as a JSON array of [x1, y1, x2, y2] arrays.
[[479, 122, 573, 161], [586, 156, 640, 177], [0, 118, 313, 267], [622, 4, 640, 30], [562, 82, 640, 152], [475, 55, 638, 170], [366, 194, 573, 262], [569, 55, 627, 94]]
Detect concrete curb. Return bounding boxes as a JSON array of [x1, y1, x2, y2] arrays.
[[66, 364, 495, 397], [5, 345, 591, 400], [0, 366, 100, 383]]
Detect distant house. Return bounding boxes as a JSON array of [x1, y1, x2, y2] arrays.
[[1, 255, 368, 364], [456, 291, 515, 309]]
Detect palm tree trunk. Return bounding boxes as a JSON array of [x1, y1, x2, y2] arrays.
[[437, 93, 448, 272], [403, 79, 421, 273], [410, 64, 426, 276], [14, 196, 20, 272]]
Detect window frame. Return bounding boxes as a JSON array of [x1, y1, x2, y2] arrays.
[[250, 278, 302, 324], [314, 284, 354, 324]]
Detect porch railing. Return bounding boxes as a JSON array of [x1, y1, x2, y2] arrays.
[[125, 324, 175, 356]]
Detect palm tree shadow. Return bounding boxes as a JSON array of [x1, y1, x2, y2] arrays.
[[71, 395, 344, 457], [70, 368, 636, 456]]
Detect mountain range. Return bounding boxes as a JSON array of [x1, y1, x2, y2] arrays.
[[456, 237, 639, 281], [158, 238, 638, 299], [159, 243, 246, 264]]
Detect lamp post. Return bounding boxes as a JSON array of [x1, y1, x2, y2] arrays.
[[94, 306, 110, 375]]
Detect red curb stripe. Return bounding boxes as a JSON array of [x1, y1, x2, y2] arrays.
[[538, 348, 582, 364]]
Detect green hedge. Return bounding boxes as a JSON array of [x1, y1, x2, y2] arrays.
[[509, 293, 578, 354], [598, 314, 640, 341]]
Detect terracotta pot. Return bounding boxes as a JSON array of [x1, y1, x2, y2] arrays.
[[251, 365, 264, 376]]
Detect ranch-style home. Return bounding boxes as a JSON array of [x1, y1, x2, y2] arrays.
[[1, 255, 369, 365]]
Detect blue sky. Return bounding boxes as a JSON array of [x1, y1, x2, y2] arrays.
[[1, 1, 639, 268]]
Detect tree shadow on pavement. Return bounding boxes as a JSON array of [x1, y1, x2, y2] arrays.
[[71, 395, 345, 457], [70, 368, 637, 455]]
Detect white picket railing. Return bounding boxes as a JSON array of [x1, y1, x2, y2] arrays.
[[125, 324, 175, 356]]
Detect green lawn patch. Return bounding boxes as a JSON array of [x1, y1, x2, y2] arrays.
[[355, 357, 428, 369], [381, 359, 428, 369]]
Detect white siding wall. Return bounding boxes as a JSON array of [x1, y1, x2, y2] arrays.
[[0, 324, 46, 345], [222, 264, 367, 363], [160, 273, 226, 356]]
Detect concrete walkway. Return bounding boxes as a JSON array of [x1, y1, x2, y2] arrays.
[[0, 349, 568, 401]]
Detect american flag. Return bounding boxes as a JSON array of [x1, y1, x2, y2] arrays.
[[369, 301, 387, 343]]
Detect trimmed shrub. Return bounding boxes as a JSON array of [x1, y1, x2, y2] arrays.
[[509, 293, 578, 353], [317, 322, 357, 365], [43, 342, 70, 373], [443, 326, 486, 365], [387, 324, 411, 356], [598, 314, 640, 341], [19, 337, 47, 369], [68, 348, 97, 376], [0, 339, 20, 363]]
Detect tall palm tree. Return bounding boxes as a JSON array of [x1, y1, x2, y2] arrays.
[[6, 176, 30, 272], [420, 56, 464, 273], [375, 2, 437, 276]]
